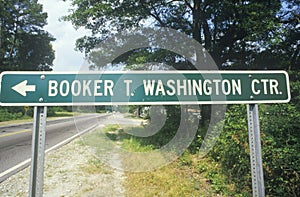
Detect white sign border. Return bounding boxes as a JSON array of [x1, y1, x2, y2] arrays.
[[0, 70, 291, 106]]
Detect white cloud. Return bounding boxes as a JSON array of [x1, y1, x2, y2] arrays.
[[39, 0, 91, 71]]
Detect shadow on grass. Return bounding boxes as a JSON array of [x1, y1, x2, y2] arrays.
[[102, 124, 179, 152]]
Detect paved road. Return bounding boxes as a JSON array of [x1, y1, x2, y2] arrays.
[[0, 113, 110, 181]]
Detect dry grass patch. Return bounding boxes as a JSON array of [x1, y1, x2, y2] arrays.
[[124, 160, 219, 197], [79, 158, 112, 175]]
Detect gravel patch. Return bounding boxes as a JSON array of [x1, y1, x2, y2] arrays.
[[0, 132, 125, 197]]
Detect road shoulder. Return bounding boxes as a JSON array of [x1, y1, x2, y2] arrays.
[[0, 135, 125, 196]]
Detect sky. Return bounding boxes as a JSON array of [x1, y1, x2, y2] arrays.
[[38, 0, 91, 71]]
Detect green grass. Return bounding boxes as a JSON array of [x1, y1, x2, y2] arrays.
[[124, 156, 226, 197], [101, 124, 121, 133], [79, 124, 237, 196], [121, 137, 155, 152]]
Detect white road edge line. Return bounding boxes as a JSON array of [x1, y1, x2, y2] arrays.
[[0, 123, 102, 183]]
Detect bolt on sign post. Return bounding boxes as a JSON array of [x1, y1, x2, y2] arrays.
[[247, 104, 265, 197], [29, 106, 47, 197], [0, 71, 290, 197]]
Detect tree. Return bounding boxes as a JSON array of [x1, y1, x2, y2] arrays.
[[0, 0, 55, 71], [63, 0, 298, 71], [64, 0, 299, 127]]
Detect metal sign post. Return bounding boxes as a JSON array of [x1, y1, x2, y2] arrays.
[[29, 106, 47, 197], [247, 104, 265, 197]]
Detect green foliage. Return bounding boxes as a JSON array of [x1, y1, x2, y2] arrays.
[[289, 71, 300, 109], [0, 106, 34, 121], [0, 0, 55, 71], [64, 0, 299, 71], [208, 104, 300, 196], [0, 107, 23, 121], [122, 137, 155, 152], [102, 106, 181, 151], [102, 124, 120, 133], [49, 106, 65, 112], [47, 107, 56, 117], [0, 106, 76, 122], [208, 105, 252, 195], [112, 119, 179, 151], [178, 150, 193, 166], [62, 2, 299, 194], [123, 48, 194, 71], [205, 168, 230, 194], [101, 123, 235, 195], [261, 104, 300, 196], [114, 106, 181, 150]]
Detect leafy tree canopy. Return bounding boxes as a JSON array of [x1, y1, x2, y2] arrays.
[[0, 0, 55, 71], [64, 0, 299, 71]]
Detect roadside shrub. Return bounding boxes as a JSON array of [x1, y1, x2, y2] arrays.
[[0, 108, 17, 121], [209, 105, 252, 195], [261, 104, 300, 196], [0, 107, 25, 121], [207, 104, 300, 196]]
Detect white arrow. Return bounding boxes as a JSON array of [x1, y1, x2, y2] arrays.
[[12, 80, 36, 96]]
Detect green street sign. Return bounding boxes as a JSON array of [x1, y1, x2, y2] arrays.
[[0, 71, 290, 106]]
